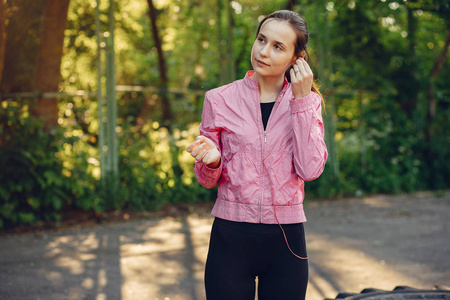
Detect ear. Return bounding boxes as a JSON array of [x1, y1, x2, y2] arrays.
[[292, 51, 306, 63]]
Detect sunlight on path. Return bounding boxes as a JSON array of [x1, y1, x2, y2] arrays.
[[306, 234, 436, 300], [119, 216, 212, 300], [1, 194, 448, 300]]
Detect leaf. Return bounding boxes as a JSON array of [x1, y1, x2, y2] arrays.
[[19, 212, 36, 224], [51, 195, 63, 211]]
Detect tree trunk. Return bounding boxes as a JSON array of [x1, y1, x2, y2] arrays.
[[401, 6, 419, 117], [146, 0, 172, 128], [1, 0, 45, 93], [427, 27, 450, 140], [136, 94, 157, 133], [146, 0, 183, 178], [0, 0, 6, 86], [0, 0, 5, 146], [31, 0, 71, 130], [358, 90, 366, 176]]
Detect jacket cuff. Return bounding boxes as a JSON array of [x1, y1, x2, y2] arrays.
[[196, 159, 223, 179], [203, 159, 222, 172], [290, 92, 318, 113]]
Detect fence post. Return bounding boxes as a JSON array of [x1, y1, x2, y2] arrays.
[[105, 0, 118, 179], [96, 0, 118, 197], [95, 0, 106, 182]]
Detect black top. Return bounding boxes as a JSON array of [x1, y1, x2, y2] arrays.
[[260, 101, 276, 130]]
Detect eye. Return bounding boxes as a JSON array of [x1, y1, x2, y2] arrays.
[[274, 44, 285, 51], [257, 37, 265, 43]]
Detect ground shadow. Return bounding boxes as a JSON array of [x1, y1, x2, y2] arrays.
[[0, 225, 122, 299]]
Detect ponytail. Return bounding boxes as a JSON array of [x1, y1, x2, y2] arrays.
[[312, 81, 325, 110]]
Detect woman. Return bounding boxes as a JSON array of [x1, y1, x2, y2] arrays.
[[186, 10, 328, 300]]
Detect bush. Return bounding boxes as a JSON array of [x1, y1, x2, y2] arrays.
[[0, 101, 72, 228], [0, 98, 215, 228]]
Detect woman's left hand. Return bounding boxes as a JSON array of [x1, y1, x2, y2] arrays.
[[290, 58, 314, 99]]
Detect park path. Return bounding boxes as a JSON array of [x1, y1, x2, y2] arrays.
[[1, 192, 449, 300]]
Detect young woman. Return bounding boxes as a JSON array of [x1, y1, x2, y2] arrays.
[[186, 10, 328, 300]]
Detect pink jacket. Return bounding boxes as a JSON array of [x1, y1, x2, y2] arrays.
[[195, 71, 328, 224]]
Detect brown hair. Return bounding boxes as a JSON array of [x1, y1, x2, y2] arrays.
[[256, 10, 324, 103]]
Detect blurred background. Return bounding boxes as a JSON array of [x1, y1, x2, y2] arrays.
[[0, 0, 449, 229]]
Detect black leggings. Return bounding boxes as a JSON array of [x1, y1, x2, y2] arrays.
[[205, 218, 308, 300]]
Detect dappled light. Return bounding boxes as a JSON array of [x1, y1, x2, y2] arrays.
[[304, 193, 450, 299], [1, 194, 449, 299], [1, 0, 449, 228], [120, 217, 208, 299], [1, 0, 450, 299]]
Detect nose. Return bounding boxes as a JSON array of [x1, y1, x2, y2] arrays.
[[260, 44, 269, 58]]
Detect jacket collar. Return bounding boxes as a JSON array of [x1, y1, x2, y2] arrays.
[[243, 71, 290, 94]]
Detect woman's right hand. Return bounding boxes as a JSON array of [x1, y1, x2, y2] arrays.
[[186, 136, 221, 168]]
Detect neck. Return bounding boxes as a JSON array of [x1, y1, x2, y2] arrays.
[[252, 73, 285, 103]]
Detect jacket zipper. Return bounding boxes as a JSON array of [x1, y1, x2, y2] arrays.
[[260, 130, 267, 222], [258, 82, 287, 223], [259, 100, 279, 222], [258, 95, 265, 223]]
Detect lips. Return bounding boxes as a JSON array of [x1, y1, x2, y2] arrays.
[[256, 59, 269, 66]]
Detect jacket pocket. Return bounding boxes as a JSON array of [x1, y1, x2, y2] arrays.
[[220, 151, 259, 203], [268, 152, 302, 206]]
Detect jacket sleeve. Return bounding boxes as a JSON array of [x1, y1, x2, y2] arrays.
[[290, 92, 328, 181], [194, 92, 223, 189]]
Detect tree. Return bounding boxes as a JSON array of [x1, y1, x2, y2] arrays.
[[1, 0, 45, 93], [427, 28, 450, 139], [146, 0, 172, 128], [146, 0, 183, 178], [31, 0, 71, 130], [418, 1, 450, 140], [0, 0, 6, 85]]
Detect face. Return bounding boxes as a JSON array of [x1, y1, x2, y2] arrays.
[[251, 20, 299, 79]]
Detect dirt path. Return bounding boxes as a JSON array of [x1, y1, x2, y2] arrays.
[[1, 192, 449, 300]]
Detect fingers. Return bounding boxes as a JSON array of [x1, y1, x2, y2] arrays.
[[189, 141, 208, 161], [186, 136, 206, 152], [186, 139, 200, 152], [202, 151, 214, 165], [295, 60, 306, 75], [186, 136, 218, 163], [291, 58, 313, 85], [187, 139, 205, 155], [297, 59, 308, 75], [291, 58, 312, 80], [289, 67, 296, 80], [194, 148, 209, 161], [290, 58, 314, 99]]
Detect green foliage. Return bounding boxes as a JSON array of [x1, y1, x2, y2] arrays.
[[0, 101, 71, 227], [2, 0, 450, 228], [0, 95, 217, 228]]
